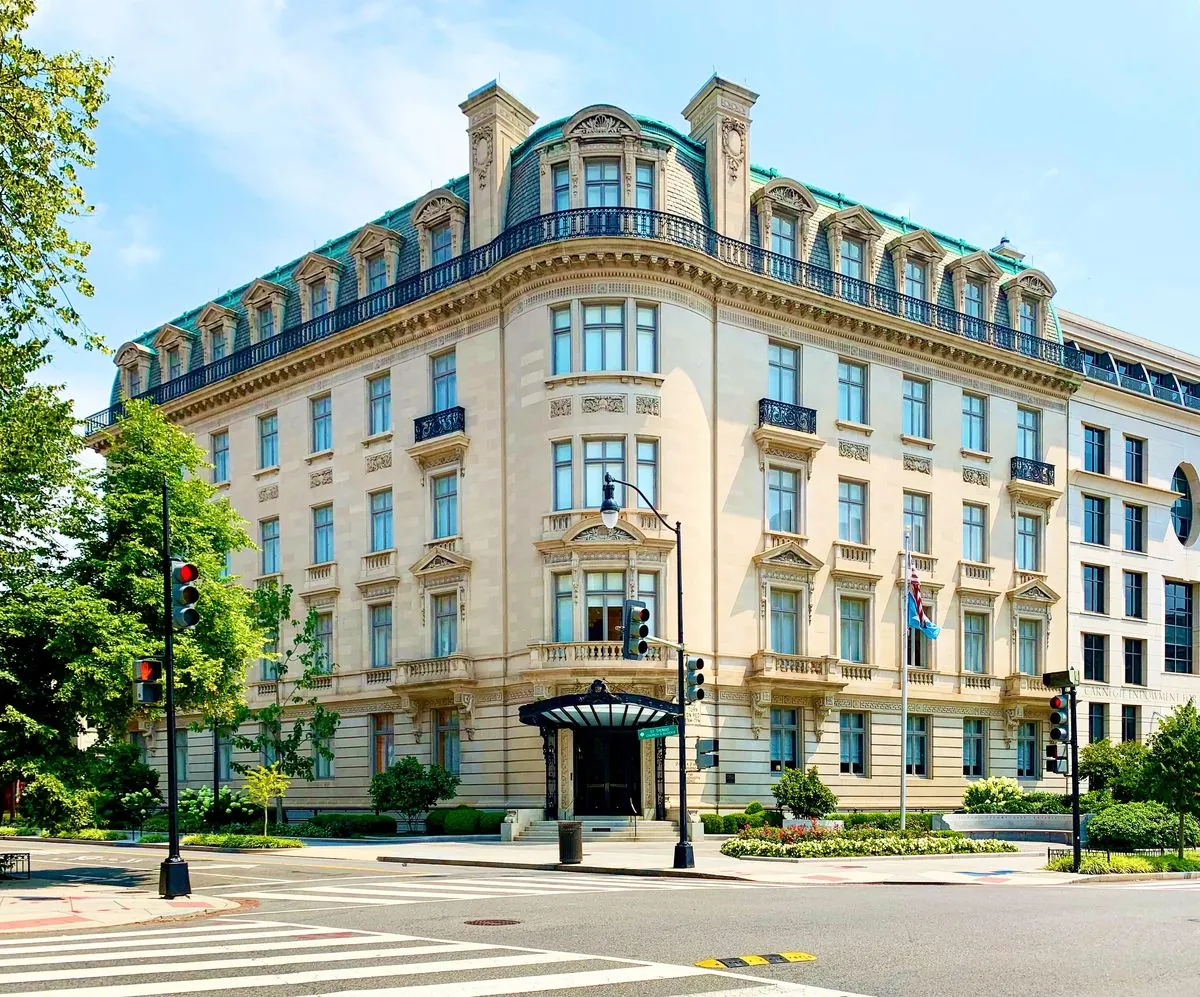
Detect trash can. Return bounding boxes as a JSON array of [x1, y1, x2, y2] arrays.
[[557, 820, 583, 864]]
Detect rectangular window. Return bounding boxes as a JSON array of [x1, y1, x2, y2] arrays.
[[432, 351, 456, 412], [962, 503, 986, 562], [312, 504, 334, 564], [902, 376, 929, 439], [906, 715, 928, 777], [257, 304, 275, 340], [770, 589, 799, 655], [1121, 705, 1139, 743], [584, 159, 620, 207], [368, 374, 391, 435], [431, 224, 452, 265], [258, 413, 278, 469], [962, 393, 987, 452], [839, 712, 867, 775], [1124, 436, 1145, 483], [964, 279, 985, 319], [1088, 702, 1107, 743], [839, 238, 864, 280], [635, 161, 654, 210], [839, 596, 867, 663], [166, 347, 181, 381], [211, 431, 229, 484], [211, 330, 227, 361], [1083, 633, 1107, 683], [433, 708, 460, 774], [962, 718, 986, 778], [1083, 426, 1108, 474], [1124, 637, 1145, 686], [1018, 619, 1041, 676], [1165, 581, 1194, 674], [260, 518, 280, 576], [217, 736, 232, 782], [369, 604, 392, 670], [552, 441, 573, 511], [584, 438, 625, 507], [908, 603, 934, 670], [770, 214, 796, 257], [366, 253, 387, 293], [768, 342, 799, 405], [309, 282, 329, 319], [130, 731, 148, 765], [175, 730, 188, 783], [637, 571, 658, 633], [903, 491, 930, 554], [372, 714, 395, 775], [433, 592, 457, 656], [583, 303, 624, 372], [837, 360, 867, 424], [634, 305, 658, 373], [1124, 503, 1145, 552], [635, 439, 658, 509], [1016, 513, 1041, 571], [1082, 564, 1107, 614], [1019, 299, 1038, 336], [1018, 618, 1040, 675], [1124, 571, 1145, 619], [369, 489, 393, 552], [552, 164, 570, 212], [432, 472, 458, 539], [1016, 407, 1041, 460], [260, 635, 278, 682], [128, 368, 141, 396], [770, 707, 799, 773], [1017, 721, 1038, 779], [838, 480, 866, 544], [553, 573, 574, 642], [261, 723, 277, 766], [313, 736, 333, 779], [1082, 495, 1108, 546], [768, 467, 799, 534], [963, 612, 987, 673], [585, 570, 625, 641], [903, 260, 927, 300], [552, 307, 572, 375], [314, 612, 333, 673], [310, 394, 332, 453]]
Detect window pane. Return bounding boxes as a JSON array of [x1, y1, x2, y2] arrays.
[[258, 414, 278, 468], [552, 307, 572, 374], [312, 504, 334, 564], [311, 395, 332, 453], [433, 593, 458, 655], [585, 570, 625, 640], [1083, 426, 1108, 474], [962, 503, 986, 562], [260, 518, 280, 575], [432, 473, 458, 538], [1125, 437, 1145, 483], [370, 489, 393, 552], [768, 343, 799, 405], [963, 612, 987, 673], [838, 480, 866, 543], [962, 393, 986, 451], [553, 441, 573, 511], [1018, 619, 1040, 675], [903, 492, 929, 553], [770, 589, 798, 654], [211, 431, 229, 484], [369, 374, 392, 435], [1017, 407, 1041, 460], [432, 352, 457, 411], [1165, 581, 1194, 674], [370, 604, 392, 669], [768, 467, 799, 534], [636, 439, 658, 508], [554, 573, 574, 642], [839, 712, 866, 774], [839, 597, 866, 663], [635, 305, 657, 373], [838, 361, 866, 423], [1016, 514, 1040, 571], [584, 438, 624, 507]]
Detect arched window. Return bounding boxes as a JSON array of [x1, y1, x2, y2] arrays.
[[1172, 466, 1194, 543]]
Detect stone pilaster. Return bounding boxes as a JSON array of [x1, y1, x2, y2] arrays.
[[460, 81, 537, 248], [681, 75, 758, 242]]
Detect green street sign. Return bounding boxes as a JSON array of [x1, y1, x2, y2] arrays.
[[637, 723, 678, 740]]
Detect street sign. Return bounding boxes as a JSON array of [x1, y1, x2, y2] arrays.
[[637, 723, 678, 740]]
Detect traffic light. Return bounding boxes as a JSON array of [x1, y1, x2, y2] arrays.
[[685, 656, 705, 703], [134, 658, 163, 704], [621, 599, 650, 660], [1046, 742, 1068, 775], [1042, 669, 1080, 689], [171, 560, 201, 631], [696, 737, 719, 769], [1049, 694, 1070, 744]]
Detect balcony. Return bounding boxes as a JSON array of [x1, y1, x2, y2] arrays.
[[407, 406, 469, 476], [753, 399, 823, 468], [1003, 673, 1053, 702], [358, 548, 400, 585], [758, 398, 816, 434], [540, 509, 674, 542], [961, 674, 998, 692], [529, 641, 667, 671], [303, 562, 339, 594], [749, 652, 844, 690], [1010, 456, 1055, 486], [958, 560, 995, 588], [1008, 456, 1062, 507], [414, 405, 465, 443], [394, 655, 475, 688], [832, 541, 880, 581]]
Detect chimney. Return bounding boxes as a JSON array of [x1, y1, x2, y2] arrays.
[[460, 81, 538, 247], [681, 75, 758, 241]]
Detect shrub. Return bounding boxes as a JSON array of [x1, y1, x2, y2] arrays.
[[700, 813, 724, 835], [1079, 789, 1115, 814], [837, 812, 934, 832], [51, 828, 126, 840], [424, 808, 450, 835], [1045, 852, 1200, 875], [478, 811, 505, 835], [1085, 802, 1200, 851], [19, 774, 95, 832], [369, 756, 460, 831], [181, 833, 303, 849], [307, 813, 397, 837], [772, 767, 838, 819], [120, 788, 162, 831], [139, 832, 168, 844], [721, 834, 1017, 859], [762, 809, 784, 828], [962, 776, 1024, 813], [1022, 791, 1070, 814], [744, 801, 764, 815], [87, 742, 160, 829], [723, 813, 751, 834], [443, 806, 481, 835]]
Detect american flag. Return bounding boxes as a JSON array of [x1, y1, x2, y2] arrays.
[[907, 562, 940, 639]]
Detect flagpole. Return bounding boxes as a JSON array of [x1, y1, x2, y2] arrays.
[[900, 528, 911, 833]]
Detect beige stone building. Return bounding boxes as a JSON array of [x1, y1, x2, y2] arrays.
[[89, 74, 1194, 825]]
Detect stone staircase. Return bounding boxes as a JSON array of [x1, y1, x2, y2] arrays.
[[515, 817, 679, 842]]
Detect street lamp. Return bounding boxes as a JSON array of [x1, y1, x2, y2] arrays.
[[599, 472, 693, 869]]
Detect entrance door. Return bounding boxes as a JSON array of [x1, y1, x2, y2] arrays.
[[573, 729, 642, 816]]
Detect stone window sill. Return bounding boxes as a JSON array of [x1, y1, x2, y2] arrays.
[[305, 449, 334, 465], [253, 466, 280, 480], [362, 431, 394, 448], [835, 419, 873, 436], [961, 448, 992, 463], [213, 480, 231, 491], [900, 434, 935, 450], [545, 371, 665, 390]]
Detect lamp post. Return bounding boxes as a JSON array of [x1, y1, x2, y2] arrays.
[[599, 472, 693, 870]]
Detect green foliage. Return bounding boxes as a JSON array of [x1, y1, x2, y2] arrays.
[[1022, 791, 1071, 814], [306, 813, 397, 837], [244, 764, 291, 836], [1079, 738, 1121, 791], [1079, 789, 1115, 814], [181, 833, 303, 849], [424, 808, 450, 835], [1086, 802, 1200, 852], [961, 776, 1024, 813], [1046, 852, 1200, 875], [49, 827, 125, 840], [478, 811, 505, 835], [771, 766, 838, 819], [721, 834, 1018, 859], [699, 813, 724, 834], [444, 806, 481, 835], [87, 742, 159, 828], [836, 812, 936, 832], [368, 756, 460, 831], [723, 813, 750, 834], [1146, 699, 1200, 858], [119, 789, 160, 832], [744, 800, 764, 815], [1079, 739, 1153, 801], [139, 832, 167, 844], [18, 773, 94, 832]]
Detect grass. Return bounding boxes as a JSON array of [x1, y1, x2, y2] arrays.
[[1046, 851, 1200, 874], [180, 833, 303, 849]]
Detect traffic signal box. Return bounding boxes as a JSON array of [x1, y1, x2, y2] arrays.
[[171, 560, 201, 631], [621, 599, 650, 660], [1046, 693, 1070, 774], [134, 658, 163, 704]]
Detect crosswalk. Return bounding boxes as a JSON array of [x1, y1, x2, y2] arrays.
[[0, 917, 861, 996], [219, 872, 791, 908], [1095, 879, 1200, 890]]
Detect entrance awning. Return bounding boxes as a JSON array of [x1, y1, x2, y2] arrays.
[[519, 679, 681, 731]]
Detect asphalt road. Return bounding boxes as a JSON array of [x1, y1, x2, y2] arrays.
[[6, 841, 1199, 997]]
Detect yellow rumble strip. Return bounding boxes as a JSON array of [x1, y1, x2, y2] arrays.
[[695, 952, 816, 969]]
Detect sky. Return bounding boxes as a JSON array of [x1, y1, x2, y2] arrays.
[[28, 0, 1200, 423]]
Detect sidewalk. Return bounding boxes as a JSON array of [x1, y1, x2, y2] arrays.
[[296, 836, 1081, 887], [0, 882, 238, 934]]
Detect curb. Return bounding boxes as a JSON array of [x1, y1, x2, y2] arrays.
[[733, 851, 1033, 865], [1068, 870, 1200, 885], [376, 855, 748, 881], [3, 836, 300, 854]]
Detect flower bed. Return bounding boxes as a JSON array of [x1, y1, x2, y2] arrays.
[[720, 822, 1017, 859]]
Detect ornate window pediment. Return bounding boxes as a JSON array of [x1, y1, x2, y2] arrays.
[[410, 189, 467, 271], [753, 540, 824, 579], [348, 223, 403, 296], [114, 340, 154, 397], [946, 249, 1004, 318], [410, 546, 473, 581], [1007, 577, 1061, 605], [1002, 268, 1057, 339], [753, 178, 818, 262], [887, 229, 945, 303], [563, 518, 646, 548], [293, 252, 342, 323], [821, 204, 885, 281], [562, 105, 641, 141], [152, 323, 195, 379], [196, 302, 239, 365], [241, 278, 287, 344]]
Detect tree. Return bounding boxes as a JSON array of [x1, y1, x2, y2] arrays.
[[1146, 699, 1200, 859], [369, 756, 460, 831], [244, 764, 289, 837], [772, 766, 838, 819], [1079, 738, 1121, 792]]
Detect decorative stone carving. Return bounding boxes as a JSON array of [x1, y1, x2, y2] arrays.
[[1003, 706, 1024, 748], [454, 690, 476, 740], [749, 688, 772, 739], [549, 397, 571, 418], [575, 114, 631, 137], [581, 394, 625, 414], [470, 128, 493, 189], [634, 395, 660, 416], [904, 454, 932, 475], [839, 440, 870, 462], [721, 118, 746, 182], [310, 468, 333, 488], [557, 729, 573, 818], [812, 695, 836, 741], [365, 451, 392, 473], [257, 484, 278, 502], [963, 466, 990, 486], [573, 525, 638, 544]]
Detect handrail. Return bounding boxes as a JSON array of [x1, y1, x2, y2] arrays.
[[85, 207, 1085, 435]]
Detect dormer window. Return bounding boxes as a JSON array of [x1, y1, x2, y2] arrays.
[[771, 214, 796, 258], [431, 224, 452, 266], [366, 253, 387, 293], [411, 189, 467, 271], [1019, 299, 1038, 336], [210, 329, 227, 360], [840, 238, 864, 279], [309, 281, 328, 318], [585, 160, 620, 207], [258, 305, 275, 339], [965, 279, 985, 318], [115, 341, 154, 400], [1002, 269, 1056, 342], [166, 347, 182, 380], [552, 164, 570, 211], [197, 302, 238, 365], [242, 278, 287, 346], [904, 260, 927, 300], [128, 367, 142, 396]]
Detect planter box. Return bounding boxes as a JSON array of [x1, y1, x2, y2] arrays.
[[783, 818, 845, 831], [936, 812, 1093, 843]]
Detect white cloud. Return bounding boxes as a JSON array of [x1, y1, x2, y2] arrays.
[[115, 213, 161, 271], [31, 0, 569, 232]]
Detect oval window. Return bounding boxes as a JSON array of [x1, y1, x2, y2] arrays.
[[1172, 466, 1195, 544]]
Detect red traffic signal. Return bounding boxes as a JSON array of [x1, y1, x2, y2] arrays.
[[174, 561, 199, 584], [171, 560, 201, 631], [133, 658, 163, 704], [136, 659, 162, 683], [1050, 694, 1066, 710]]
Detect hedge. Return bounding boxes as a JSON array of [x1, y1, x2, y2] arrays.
[[181, 833, 303, 849], [1085, 803, 1200, 851], [306, 813, 397, 837], [836, 812, 936, 832], [1046, 852, 1200, 874], [721, 834, 1018, 859]]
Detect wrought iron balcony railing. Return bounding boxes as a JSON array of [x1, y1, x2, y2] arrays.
[[758, 397, 817, 434], [413, 405, 465, 443], [1010, 456, 1056, 486], [85, 206, 1086, 435]]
